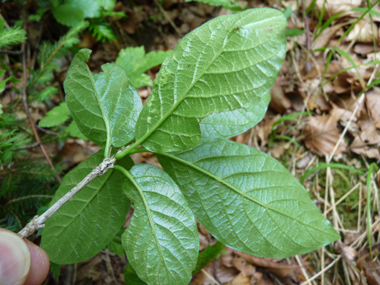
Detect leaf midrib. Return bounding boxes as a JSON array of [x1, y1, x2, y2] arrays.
[[136, 14, 249, 147], [123, 169, 171, 284], [160, 152, 334, 235], [47, 168, 113, 259], [85, 65, 111, 157]]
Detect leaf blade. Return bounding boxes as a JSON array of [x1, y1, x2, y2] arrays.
[[64, 49, 142, 150], [200, 91, 270, 139], [120, 164, 199, 285], [41, 151, 134, 264], [135, 8, 286, 153], [157, 139, 340, 258]]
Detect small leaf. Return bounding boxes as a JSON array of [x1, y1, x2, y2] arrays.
[[41, 151, 134, 264], [38, 102, 70, 128], [285, 28, 306, 37], [121, 164, 199, 285], [64, 49, 142, 150], [135, 8, 286, 153], [200, 91, 270, 139], [193, 241, 225, 275], [34, 86, 58, 102], [157, 139, 340, 258], [52, 0, 100, 27], [115, 46, 171, 88], [96, 0, 116, 11], [65, 121, 88, 141]]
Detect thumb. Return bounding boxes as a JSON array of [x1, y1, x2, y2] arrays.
[[0, 230, 31, 285]]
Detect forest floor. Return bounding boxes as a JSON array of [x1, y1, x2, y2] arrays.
[[1, 0, 380, 284]]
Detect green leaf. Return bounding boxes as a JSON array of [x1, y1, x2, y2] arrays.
[[96, 0, 116, 10], [135, 9, 286, 153], [52, 0, 100, 26], [34, 86, 58, 102], [52, 4, 84, 27], [65, 121, 88, 141], [38, 102, 71, 128], [200, 91, 270, 138], [41, 151, 133, 264], [64, 49, 142, 151], [0, 26, 26, 49], [192, 241, 225, 275], [156, 139, 340, 258], [285, 28, 306, 37], [119, 164, 199, 285], [115, 46, 171, 88]]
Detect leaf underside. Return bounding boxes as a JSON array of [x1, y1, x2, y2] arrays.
[[122, 164, 199, 285], [64, 49, 142, 149], [157, 139, 340, 258], [41, 151, 134, 264], [135, 8, 286, 153], [200, 91, 270, 139]]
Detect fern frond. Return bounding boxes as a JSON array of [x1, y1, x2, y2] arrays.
[[89, 21, 116, 42], [28, 21, 89, 90], [0, 26, 27, 49]]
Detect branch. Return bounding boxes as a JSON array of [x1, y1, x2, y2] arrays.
[[18, 156, 116, 239]]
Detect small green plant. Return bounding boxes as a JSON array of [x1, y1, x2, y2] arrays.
[[19, 8, 340, 285]]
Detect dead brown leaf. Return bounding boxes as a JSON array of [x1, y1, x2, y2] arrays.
[[236, 252, 299, 278], [269, 82, 291, 113], [227, 272, 251, 285], [232, 256, 256, 277], [357, 245, 380, 285], [346, 19, 379, 43], [215, 259, 240, 284], [366, 89, 380, 128], [304, 111, 347, 156], [256, 115, 281, 147], [316, 0, 361, 18], [312, 25, 341, 51], [350, 124, 380, 159]]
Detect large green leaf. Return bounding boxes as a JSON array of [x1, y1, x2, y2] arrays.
[[64, 49, 142, 150], [200, 91, 270, 139], [120, 164, 199, 285], [115, 46, 171, 88], [134, 8, 286, 153], [41, 151, 133, 264], [157, 139, 340, 258]]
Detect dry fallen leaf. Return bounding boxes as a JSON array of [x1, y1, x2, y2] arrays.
[[227, 272, 251, 285], [357, 245, 380, 285], [346, 19, 379, 43], [350, 124, 380, 159], [269, 82, 291, 114], [235, 252, 299, 278], [232, 256, 256, 277], [316, 0, 361, 18], [366, 89, 380, 128], [304, 112, 347, 156]]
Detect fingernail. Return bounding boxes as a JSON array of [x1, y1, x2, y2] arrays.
[[0, 231, 31, 285]]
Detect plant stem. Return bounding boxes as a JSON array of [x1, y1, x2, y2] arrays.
[[366, 163, 379, 260], [127, 147, 150, 155], [17, 156, 116, 239]]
